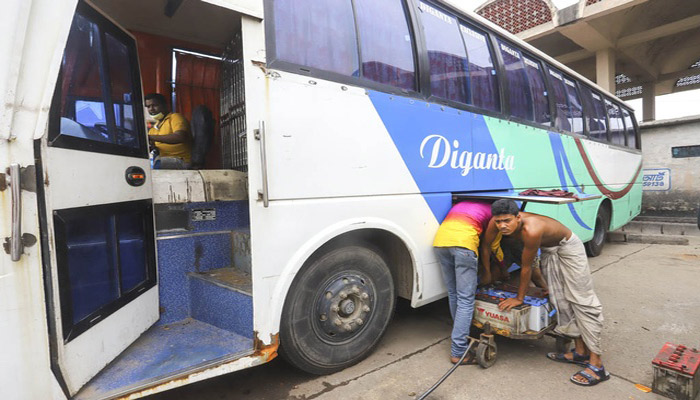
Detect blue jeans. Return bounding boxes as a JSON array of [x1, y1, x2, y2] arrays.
[[435, 247, 478, 358]]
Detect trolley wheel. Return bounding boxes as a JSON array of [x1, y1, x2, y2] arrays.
[[476, 341, 497, 369], [555, 337, 572, 354]]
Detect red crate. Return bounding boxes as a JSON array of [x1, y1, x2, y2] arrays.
[[652, 342, 700, 400]]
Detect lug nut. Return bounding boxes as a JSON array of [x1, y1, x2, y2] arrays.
[[334, 319, 342, 326], [343, 324, 352, 331], [361, 293, 369, 300], [331, 305, 339, 312], [325, 291, 332, 299], [352, 286, 360, 294], [363, 305, 370, 312], [356, 318, 364, 325], [339, 292, 347, 299]]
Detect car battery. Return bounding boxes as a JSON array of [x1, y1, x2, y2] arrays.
[[473, 287, 552, 335], [652, 343, 700, 400]]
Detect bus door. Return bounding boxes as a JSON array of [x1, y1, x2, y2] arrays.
[[37, 1, 158, 395]]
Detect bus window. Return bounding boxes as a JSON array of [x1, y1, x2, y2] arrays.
[[459, 23, 499, 112], [272, 0, 358, 76], [606, 99, 625, 146], [417, 1, 469, 103], [580, 86, 608, 141], [546, 67, 571, 132], [105, 33, 139, 148], [622, 108, 637, 149], [55, 14, 111, 144], [354, 0, 416, 91], [563, 77, 584, 135], [523, 56, 550, 125], [497, 40, 532, 121]]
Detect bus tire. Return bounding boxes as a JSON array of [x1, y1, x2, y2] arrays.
[[585, 205, 610, 257], [279, 245, 395, 375]]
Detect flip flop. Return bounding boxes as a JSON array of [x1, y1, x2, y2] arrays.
[[570, 363, 610, 386], [546, 349, 590, 365]]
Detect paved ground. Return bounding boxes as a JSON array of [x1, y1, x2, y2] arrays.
[[150, 239, 700, 400]]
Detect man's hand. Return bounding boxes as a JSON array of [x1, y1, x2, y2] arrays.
[[498, 297, 523, 311]]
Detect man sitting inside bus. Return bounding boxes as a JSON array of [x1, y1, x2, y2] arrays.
[[480, 199, 608, 387], [433, 200, 495, 365], [145, 93, 192, 168]]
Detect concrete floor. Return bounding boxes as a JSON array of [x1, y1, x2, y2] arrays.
[[149, 239, 700, 400]]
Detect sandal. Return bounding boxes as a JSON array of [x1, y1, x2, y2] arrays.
[[450, 352, 478, 365], [570, 363, 610, 386], [546, 349, 590, 365]]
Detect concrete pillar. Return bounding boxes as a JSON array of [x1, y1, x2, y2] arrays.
[[642, 82, 656, 121], [595, 48, 616, 93]]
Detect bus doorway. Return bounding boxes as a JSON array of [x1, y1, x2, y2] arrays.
[[37, 1, 260, 398]]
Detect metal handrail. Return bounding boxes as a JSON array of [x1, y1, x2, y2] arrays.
[[9, 163, 22, 261]]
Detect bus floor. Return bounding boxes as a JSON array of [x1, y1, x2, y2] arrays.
[[74, 318, 253, 400]]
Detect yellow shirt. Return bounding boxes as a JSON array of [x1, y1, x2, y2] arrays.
[[149, 113, 192, 162]]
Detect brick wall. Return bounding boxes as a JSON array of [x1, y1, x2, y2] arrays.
[[477, 0, 553, 34]]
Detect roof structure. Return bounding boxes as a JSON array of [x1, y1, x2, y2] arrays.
[[477, 0, 700, 120]]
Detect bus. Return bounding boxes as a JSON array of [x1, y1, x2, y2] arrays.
[[0, 0, 641, 398]]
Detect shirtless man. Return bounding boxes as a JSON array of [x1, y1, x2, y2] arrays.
[[480, 199, 609, 387]]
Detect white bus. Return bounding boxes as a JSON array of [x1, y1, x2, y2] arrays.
[[1, 0, 641, 398]]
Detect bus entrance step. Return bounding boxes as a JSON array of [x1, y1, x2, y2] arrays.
[[187, 268, 253, 338]]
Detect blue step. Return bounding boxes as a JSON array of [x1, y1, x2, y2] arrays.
[[188, 269, 253, 338]]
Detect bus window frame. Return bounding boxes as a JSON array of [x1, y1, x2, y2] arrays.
[[264, 0, 423, 98], [48, 1, 148, 159], [620, 105, 640, 150], [410, 2, 506, 121], [490, 35, 556, 131], [578, 83, 597, 141]]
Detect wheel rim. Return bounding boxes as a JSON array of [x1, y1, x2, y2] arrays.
[[313, 272, 375, 344]]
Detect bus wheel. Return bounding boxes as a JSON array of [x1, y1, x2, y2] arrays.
[[280, 245, 395, 375], [585, 206, 610, 257]]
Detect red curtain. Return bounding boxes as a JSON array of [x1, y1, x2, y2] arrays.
[[174, 52, 222, 169]]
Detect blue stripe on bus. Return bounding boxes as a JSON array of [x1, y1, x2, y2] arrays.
[[367, 91, 513, 221], [548, 133, 592, 230]]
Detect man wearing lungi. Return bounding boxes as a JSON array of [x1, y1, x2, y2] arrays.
[[481, 199, 608, 386]]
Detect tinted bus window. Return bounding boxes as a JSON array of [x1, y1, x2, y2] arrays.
[[580, 86, 608, 141], [418, 2, 468, 103], [606, 99, 625, 146], [355, 0, 416, 91], [105, 33, 139, 148], [273, 0, 358, 76], [563, 77, 584, 135], [622, 108, 637, 149], [497, 40, 532, 121], [547, 68, 571, 132], [460, 23, 499, 112], [523, 56, 550, 125]]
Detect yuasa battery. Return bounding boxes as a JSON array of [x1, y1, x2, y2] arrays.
[[473, 288, 551, 335], [652, 343, 700, 400]]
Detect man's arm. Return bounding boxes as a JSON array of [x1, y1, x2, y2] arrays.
[[479, 218, 498, 284], [498, 225, 541, 311]]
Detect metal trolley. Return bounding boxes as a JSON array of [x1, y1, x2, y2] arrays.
[[469, 285, 572, 368]]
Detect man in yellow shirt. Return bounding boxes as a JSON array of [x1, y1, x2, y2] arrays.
[[145, 93, 192, 167]]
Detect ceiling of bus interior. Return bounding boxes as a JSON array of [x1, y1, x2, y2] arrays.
[[91, 0, 241, 49]]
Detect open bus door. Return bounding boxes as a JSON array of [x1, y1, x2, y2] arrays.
[[36, 1, 158, 395]]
